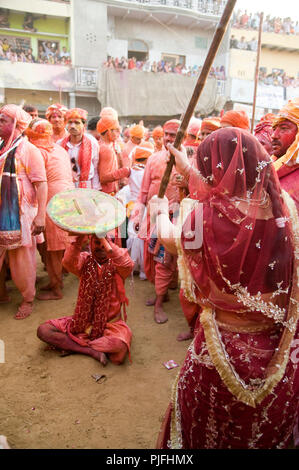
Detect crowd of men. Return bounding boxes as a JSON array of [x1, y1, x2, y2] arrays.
[[0, 100, 298, 365], [233, 10, 299, 35]]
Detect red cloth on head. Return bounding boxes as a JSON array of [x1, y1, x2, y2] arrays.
[[0, 104, 32, 155], [220, 110, 250, 130], [45, 103, 68, 121], [163, 119, 180, 133]]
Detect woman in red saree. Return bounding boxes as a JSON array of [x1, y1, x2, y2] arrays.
[[153, 128, 299, 449]]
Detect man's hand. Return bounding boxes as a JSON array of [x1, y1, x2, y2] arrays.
[[31, 215, 45, 235]]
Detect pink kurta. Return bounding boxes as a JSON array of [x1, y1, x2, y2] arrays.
[[98, 142, 130, 194], [41, 144, 74, 251]]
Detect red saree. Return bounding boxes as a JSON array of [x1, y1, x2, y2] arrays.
[[157, 128, 299, 449]]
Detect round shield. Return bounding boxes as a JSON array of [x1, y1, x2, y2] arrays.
[[46, 189, 126, 235]]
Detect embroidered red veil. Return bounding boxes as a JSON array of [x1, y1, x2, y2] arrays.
[[184, 128, 295, 325]]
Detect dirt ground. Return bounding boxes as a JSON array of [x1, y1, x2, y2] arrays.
[[0, 261, 191, 449]]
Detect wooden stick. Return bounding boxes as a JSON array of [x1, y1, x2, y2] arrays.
[[158, 0, 237, 198], [251, 12, 264, 133]]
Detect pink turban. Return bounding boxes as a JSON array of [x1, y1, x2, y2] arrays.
[[0, 104, 32, 154], [163, 119, 181, 133]]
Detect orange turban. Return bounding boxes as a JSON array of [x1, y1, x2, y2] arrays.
[[152, 126, 164, 138], [201, 117, 221, 132], [45, 103, 68, 121], [100, 107, 118, 121], [163, 119, 181, 133], [25, 118, 53, 150], [220, 110, 250, 130], [132, 141, 154, 163], [129, 124, 145, 139], [273, 98, 299, 169], [273, 98, 299, 128], [96, 116, 119, 134], [65, 108, 88, 123]]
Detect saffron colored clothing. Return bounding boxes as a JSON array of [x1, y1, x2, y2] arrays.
[[47, 238, 134, 364], [98, 142, 130, 195]]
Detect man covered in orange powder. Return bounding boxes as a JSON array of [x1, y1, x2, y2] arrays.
[[200, 116, 221, 141], [58, 108, 100, 190], [0, 105, 47, 319], [133, 120, 181, 324], [220, 109, 250, 131], [152, 126, 164, 152], [37, 234, 134, 366], [97, 114, 131, 195], [121, 124, 145, 168], [271, 98, 299, 211], [45, 103, 68, 143], [183, 118, 201, 158], [26, 118, 74, 301]]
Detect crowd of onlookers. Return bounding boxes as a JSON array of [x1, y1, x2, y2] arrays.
[[259, 69, 299, 88], [0, 38, 71, 66], [103, 56, 226, 79], [232, 10, 299, 35], [230, 35, 258, 51]]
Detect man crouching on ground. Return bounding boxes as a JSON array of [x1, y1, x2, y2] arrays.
[[37, 234, 134, 365]]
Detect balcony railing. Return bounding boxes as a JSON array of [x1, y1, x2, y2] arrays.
[[119, 0, 226, 16]]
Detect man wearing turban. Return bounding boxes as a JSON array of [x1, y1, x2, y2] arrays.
[[132, 120, 181, 324], [220, 110, 250, 131], [97, 115, 131, 195], [152, 126, 164, 152], [200, 117, 221, 141], [26, 118, 74, 301], [58, 108, 100, 190], [45, 103, 68, 143], [0, 105, 47, 319], [272, 98, 299, 210], [121, 124, 145, 169], [254, 113, 276, 155], [184, 118, 202, 157]]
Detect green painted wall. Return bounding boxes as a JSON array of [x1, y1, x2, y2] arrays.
[[0, 10, 69, 57]]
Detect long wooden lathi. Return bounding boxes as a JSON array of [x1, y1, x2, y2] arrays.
[[158, 0, 237, 198]]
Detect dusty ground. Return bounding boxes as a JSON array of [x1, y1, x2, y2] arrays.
[[0, 261, 191, 449]]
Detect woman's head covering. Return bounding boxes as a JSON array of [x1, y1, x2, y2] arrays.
[[45, 103, 68, 121], [183, 128, 293, 320], [220, 110, 250, 130], [65, 108, 88, 123], [25, 118, 53, 150], [0, 104, 32, 154]]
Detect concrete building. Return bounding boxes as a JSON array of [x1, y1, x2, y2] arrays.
[[0, 0, 229, 123]]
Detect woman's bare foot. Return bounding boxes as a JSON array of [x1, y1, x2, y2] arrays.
[[154, 306, 168, 324], [177, 330, 194, 342], [14, 301, 33, 320]]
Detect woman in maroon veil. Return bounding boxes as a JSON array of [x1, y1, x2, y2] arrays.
[[152, 128, 299, 449]]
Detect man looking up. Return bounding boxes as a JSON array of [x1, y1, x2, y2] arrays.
[[45, 103, 68, 143], [0, 105, 47, 319], [58, 108, 100, 190], [272, 98, 299, 210]]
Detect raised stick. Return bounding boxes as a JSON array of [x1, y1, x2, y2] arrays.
[[158, 0, 237, 198], [251, 12, 264, 133]]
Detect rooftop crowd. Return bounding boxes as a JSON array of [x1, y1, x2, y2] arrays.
[[233, 10, 299, 35]]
